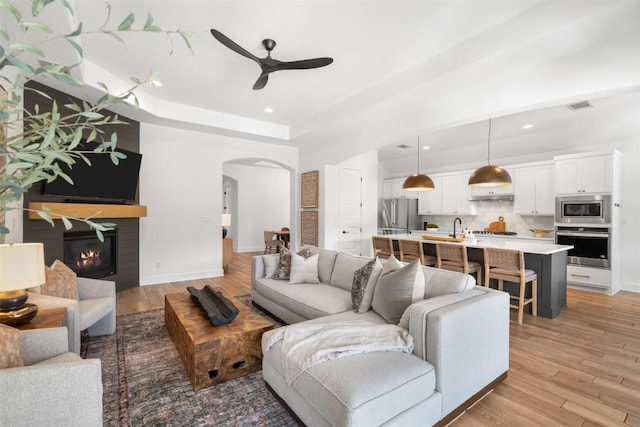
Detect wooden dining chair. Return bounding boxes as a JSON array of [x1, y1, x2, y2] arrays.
[[279, 227, 290, 248], [264, 231, 284, 254], [483, 247, 537, 325], [398, 239, 436, 266], [372, 236, 394, 259], [435, 243, 482, 281]]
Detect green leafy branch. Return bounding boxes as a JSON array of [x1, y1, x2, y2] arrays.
[[0, 0, 193, 239]]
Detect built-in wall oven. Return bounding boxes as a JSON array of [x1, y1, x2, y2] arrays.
[[555, 226, 610, 268], [555, 195, 611, 224]]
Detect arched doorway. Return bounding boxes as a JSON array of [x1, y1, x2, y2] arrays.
[[222, 158, 294, 253]]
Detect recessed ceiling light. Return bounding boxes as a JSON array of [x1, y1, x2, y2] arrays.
[[522, 124, 534, 129], [150, 80, 162, 87], [264, 107, 273, 113], [422, 146, 430, 150]]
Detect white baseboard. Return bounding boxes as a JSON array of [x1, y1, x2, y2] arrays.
[[620, 281, 640, 293], [140, 269, 224, 286]]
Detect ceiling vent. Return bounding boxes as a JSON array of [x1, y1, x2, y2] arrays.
[[396, 144, 411, 149], [567, 100, 593, 111]]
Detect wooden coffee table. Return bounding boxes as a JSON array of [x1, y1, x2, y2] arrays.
[[165, 289, 274, 391]]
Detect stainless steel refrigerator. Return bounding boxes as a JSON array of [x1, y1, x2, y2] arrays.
[[381, 198, 421, 234]]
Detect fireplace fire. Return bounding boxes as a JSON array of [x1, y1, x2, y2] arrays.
[[63, 230, 117, 279]]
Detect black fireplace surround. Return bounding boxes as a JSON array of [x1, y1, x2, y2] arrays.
[[63, 230, 117, 279]]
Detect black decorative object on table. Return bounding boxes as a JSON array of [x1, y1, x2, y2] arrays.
[[187, 285, 239, 326]]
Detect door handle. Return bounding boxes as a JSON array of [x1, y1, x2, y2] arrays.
[[342, 230, 348, 234]]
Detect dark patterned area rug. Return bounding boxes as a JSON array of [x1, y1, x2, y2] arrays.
[[82, 296, 296, 426]]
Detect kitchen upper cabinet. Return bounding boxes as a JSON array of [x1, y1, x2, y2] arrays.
[[514, 163, 554, 215], [417, 176, 443, 215], [441, 173, 475, 215], [383, 178, 417, 199], [555, 153, 612, 195]]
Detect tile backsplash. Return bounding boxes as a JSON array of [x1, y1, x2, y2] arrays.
[[421, 201, 555, 238]]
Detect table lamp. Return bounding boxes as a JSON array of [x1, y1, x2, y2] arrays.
[[0, 243, 45, 326], [222, 214, 231, 238]]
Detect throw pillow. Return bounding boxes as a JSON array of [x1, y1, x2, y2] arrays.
[[371, 259, 425, 325], [272, 247, 312, 281], [41, 260, 79, 300], [0, 324, 23, 369], [262, 254, 280, 279], [351, 258, 383, 313], [289, 253, 320, 284]]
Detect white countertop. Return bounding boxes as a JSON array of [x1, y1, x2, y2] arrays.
[[409, 230, 555, 242], [387, 233, 573, 255]]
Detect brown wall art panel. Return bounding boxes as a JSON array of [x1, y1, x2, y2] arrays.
[[300, 211, 318, 246], [301, 170, 319, 209]]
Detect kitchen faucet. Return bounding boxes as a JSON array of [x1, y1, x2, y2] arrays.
[[453, 217, 462, 238]]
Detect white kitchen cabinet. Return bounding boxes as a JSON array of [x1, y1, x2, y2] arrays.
[[555, 153, 612, 194], [383, 178, 418, 199], [441, 173, 475, 215], [514, 163, 555, 215], [417, 176, 442, 214]]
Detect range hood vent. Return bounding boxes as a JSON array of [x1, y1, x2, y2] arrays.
[[468, 194, 514, 202]]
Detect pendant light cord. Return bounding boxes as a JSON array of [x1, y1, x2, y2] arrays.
[[417, 137, 420, 173], [487, 119, 492, 165]]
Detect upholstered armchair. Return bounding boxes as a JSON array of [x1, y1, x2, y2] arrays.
[[27, 277, 116, 354], [0, 327, 103, 427]]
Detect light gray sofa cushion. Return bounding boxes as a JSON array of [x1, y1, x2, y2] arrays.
[[422, 266, 476, 298], [330, 252, 373, 291], [372, 259, 425, 325], [255, 278, 352, 319], [306, 247, 339, 283], [264, 331, 436, 427]]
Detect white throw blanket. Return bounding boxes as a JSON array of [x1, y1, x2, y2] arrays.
[[263, 321, 414, 385]]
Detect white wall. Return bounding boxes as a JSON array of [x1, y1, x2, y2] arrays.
[[139, 123, 297, 286], [223, 163, 291, 252]]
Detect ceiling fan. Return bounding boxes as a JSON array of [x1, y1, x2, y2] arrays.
[[210, 29, 333, 90]]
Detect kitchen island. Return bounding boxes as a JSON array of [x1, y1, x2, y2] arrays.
[[381, 233, 573, 319]]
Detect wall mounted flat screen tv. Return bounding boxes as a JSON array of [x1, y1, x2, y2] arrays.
[[42, 145, 142, 203]]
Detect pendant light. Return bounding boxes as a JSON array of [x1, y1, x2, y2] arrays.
[[468, 119, 512, 187], [402, 137, 434, 191]]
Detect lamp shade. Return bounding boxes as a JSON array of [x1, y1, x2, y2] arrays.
[[221, 214, 231, 227], [0, 243, 45, 291], [468, 165, 513, 187], [402, 173, 435, 191]]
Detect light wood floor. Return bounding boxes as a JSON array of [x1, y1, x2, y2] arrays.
[[116, 252, 640, 426]]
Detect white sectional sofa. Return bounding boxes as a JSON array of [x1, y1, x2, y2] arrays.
[[251, 247, 510, 427]]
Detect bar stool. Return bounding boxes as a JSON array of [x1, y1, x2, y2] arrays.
[[483, 247, 537, 325], [435, 243, 482, 282], [398, 239, 436, 266], [372, 236, 395, 259]]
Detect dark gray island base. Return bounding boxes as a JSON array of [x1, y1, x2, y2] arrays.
[[385, 235, 571, 319]]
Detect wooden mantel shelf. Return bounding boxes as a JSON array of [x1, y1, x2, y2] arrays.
[[28, 202, 147, 219]]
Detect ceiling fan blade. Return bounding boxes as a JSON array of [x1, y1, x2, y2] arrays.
[[274, 57, 334, 71], [252, 73, 269, 90], [210, 29, 260, 65]]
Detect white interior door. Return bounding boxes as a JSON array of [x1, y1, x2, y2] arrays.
[[339, 167, 363, 255]]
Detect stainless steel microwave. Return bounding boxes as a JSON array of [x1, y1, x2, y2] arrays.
[[555, 195, 611, 225]]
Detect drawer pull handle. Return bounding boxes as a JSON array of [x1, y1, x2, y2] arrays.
[[571, 273, 591, 278]]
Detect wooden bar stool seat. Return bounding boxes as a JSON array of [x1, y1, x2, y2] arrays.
[[435, 243, 482, 282], [398, 239, 436, 266], [483, 247, 537, 325], [372, 236, 395, 259]]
